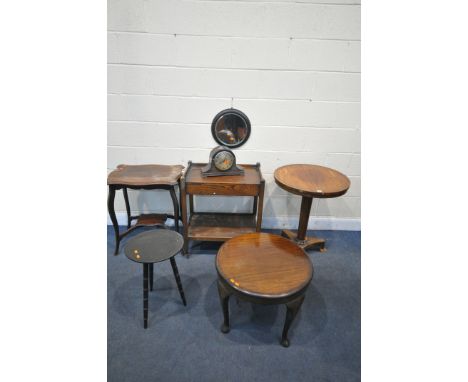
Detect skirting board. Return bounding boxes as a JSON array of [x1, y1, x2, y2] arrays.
[[107, 212, 360, 231]]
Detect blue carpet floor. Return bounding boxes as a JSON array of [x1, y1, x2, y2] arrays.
[[108, 226, 361, 382]]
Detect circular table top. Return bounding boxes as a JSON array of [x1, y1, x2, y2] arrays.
[[216, 233, 313, 299], [124, 229, 184, 264], [274, 164, 350, 198]]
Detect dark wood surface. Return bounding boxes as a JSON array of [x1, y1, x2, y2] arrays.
[[134, 214, 167, 227], [274, 164, 350, 198], [108, 164, 184, 186], [216, 233, 313, 298], [108, 164, 184, 255], [185, 163, 261, 186], [188, 213, 257, 241], [274, 164, 350, 251], [185, 163, 261, 196], [181, 162, 265, 255], [124, 230, 184, 264], [216, 233, 313, 347], [281, 229, 326, 251]]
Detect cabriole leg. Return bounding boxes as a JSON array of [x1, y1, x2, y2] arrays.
[[217, 280, 231, 333], [107, 186, 120, 255], [281, 295, 305, 347], [169, 187, 180, 233], [123, 187, 131, 229]]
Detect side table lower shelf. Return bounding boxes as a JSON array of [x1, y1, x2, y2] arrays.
[[119, 213, 168, 239], [132, 213, 168, 228], [187, 213, 257, 242]]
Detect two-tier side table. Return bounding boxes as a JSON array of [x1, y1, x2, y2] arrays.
[[180, 161, 265, 255], [107, 164, 184, 255], [274, 164, 350, 252]]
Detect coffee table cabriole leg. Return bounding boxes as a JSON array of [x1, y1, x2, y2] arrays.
[[122, 187, 131, 230], [143, 263, 149, 329], [281, 295, 305, 348], [107, 186, 121, 256], [169, 187, 180, 233], [217, 280, 232, 333], [170, 257, 187, 306]]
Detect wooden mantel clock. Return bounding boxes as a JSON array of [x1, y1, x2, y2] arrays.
[[201, 146, 244, 177]]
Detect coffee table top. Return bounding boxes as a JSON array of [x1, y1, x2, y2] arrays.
[[216, 233, 313, 298], [274, 164, 350, 198], [124, 230, 184, 264], [108, 164, 184, 186]]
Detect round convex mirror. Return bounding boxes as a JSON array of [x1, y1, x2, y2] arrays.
[[211, 108, 251, 148]]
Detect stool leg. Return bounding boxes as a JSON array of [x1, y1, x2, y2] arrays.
[[217, 280, 231, 333], [170, 257, 186, 306], [169, 187, 179, 233], [149, 263, 154, 291], [143, 263, 149, 329], [281, 295, 305, 347], [107, 186, 120, 256], [123, 187, 131, 230]]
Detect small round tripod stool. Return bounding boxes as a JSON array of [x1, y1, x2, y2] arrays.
[[124, 229, 186, 329]]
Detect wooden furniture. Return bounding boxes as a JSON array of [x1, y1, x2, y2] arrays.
[[107, 164, 184, 255], [216, 233, 313, 347], [274, 164, 350, 251], [180, 161, 265, 255], [124, 229, 186, 329]]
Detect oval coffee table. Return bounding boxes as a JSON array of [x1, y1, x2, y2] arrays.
[[216, 233, 313, 347], [274, 164, 350, 252], [124, 229, 186, 329]]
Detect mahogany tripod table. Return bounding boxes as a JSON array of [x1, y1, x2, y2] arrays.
[[107, 164, 184, 255], [274, 164, 350, 252], [124, 229, 186, 329], [216, 233, 313, 347]]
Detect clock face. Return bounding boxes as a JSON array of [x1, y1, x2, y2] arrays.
[[213, 150, 234, 171]]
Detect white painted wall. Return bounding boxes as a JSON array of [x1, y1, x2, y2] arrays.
[[107, 0, 361, 230]]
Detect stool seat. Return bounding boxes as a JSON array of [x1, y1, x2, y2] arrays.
[[216, 233, 312, 298], [107, 164, 184, 186], [125, 230, 184, 264]]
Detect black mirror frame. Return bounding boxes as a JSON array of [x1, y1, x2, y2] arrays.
[[211, 108, 251, 149]]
